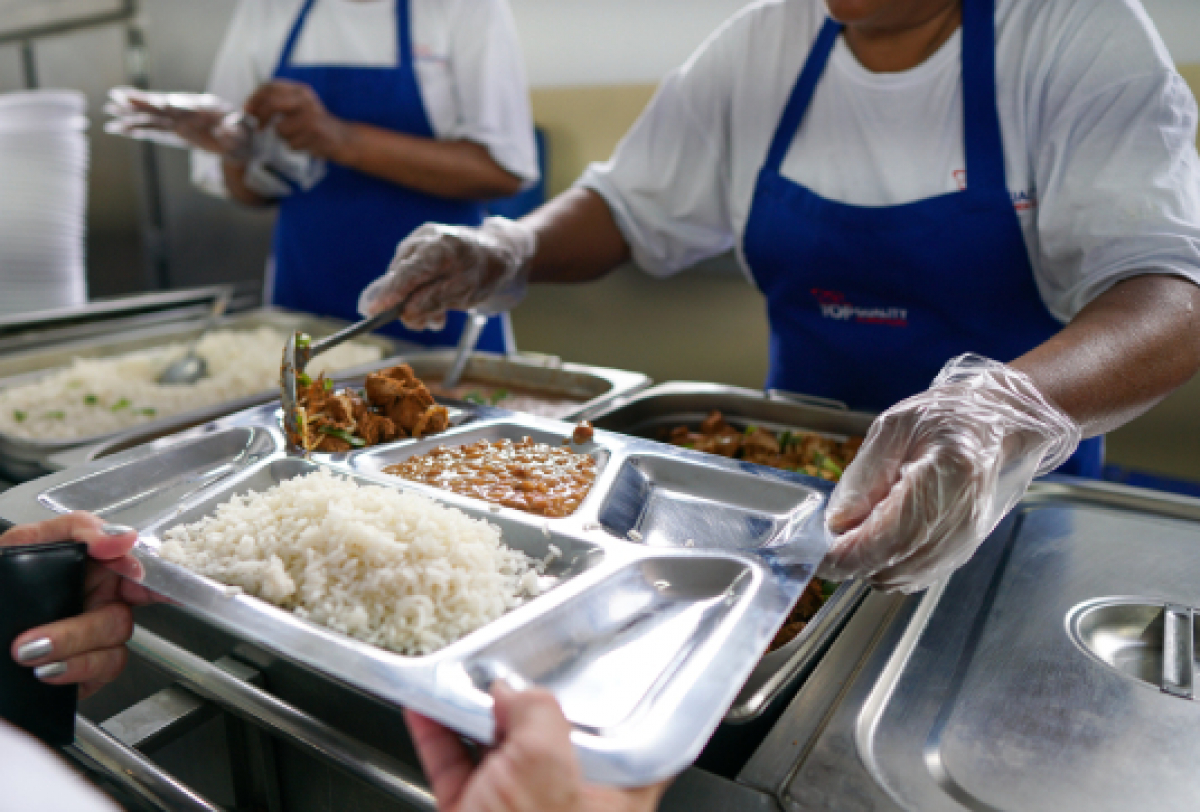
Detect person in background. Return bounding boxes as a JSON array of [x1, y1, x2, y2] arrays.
[[126, 0, 539, 351], [357, 0, 1200, 593], [2, 516, 657, 812]]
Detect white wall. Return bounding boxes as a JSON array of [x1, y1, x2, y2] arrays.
[[511, 0, 1200, 89], [1142, 0, 1200, 66], [510, 0, 752, 88]]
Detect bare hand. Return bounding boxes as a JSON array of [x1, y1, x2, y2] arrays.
[[244, 80, 353, 162], [405, 683, 669, 812], [7, 514, 157, 699]]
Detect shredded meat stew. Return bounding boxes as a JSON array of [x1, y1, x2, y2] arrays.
[[663, 410, 862, 482], [289, 363, 449, 452]]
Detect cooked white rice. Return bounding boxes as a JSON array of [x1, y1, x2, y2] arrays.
[[0, 327, 381, 441], [159, 470, 538, 655]]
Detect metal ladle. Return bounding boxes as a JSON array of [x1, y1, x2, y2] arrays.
[[440, 310, 489, 391], [157, 289, 232, 385]]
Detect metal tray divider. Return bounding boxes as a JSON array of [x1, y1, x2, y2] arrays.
[[1162, 604, 1195, 699]]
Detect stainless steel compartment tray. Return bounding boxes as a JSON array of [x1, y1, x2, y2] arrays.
[[0, 308, 407, 481], [0, 404, 831, 786], [589, 381, 876, 722]]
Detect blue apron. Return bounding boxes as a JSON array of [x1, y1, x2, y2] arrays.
[[741, 0, 1101, 477], [268, 0, 510, 352]]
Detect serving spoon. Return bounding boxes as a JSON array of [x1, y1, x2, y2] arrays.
[[280, 300, 407, 446], [440, 310, 489, 391], [157, 289, 232, 385]]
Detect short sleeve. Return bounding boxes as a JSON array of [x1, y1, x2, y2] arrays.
[[444, 0, 538, 185], [578, 15, 746, 278], [190, 0, 276, 198], [1031, 8, 1200, 319]]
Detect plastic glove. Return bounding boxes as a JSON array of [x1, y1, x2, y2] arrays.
[[104, 87, 252, 160], [358, 217, 536, 331], [818, 354, 1081, 593], [104, 87, 326, 198]]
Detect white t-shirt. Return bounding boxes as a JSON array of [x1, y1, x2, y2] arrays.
[[581, 0, 1200, 323], [192, 0, 538, 196], [0, 722, 120, 812]]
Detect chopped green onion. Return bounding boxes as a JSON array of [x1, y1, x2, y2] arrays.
[[820, 580, 838, 599], [682, 442, 695, 450], [139, 407, 157, 416], [323, 378, 334, 391], [44, 410, 65, 419], [778, 431, 793, 449], [744, 424, 759, 435], [13, 410, 26, 422], [297, 372, 312, 388], [319, 426, 366, 447], [296, 333, 312, 349], [111, 398, 131, 412], [83, 394, 99, 406], [814, 452, 843, 478], [463, 392, 487, 405], [488, 388, 510, 405]]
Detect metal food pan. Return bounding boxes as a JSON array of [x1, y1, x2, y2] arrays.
[[43, 351, 649, 475], [398, 349, 650, 421], [0, 402, 832, 787], [588, 381, 877, 723], [0, 308, 408, 481]]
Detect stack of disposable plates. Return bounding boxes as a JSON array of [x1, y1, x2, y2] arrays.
[[0, 90, 89, 314]]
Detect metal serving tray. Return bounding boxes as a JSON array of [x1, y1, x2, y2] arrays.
[[740, 480, 1200, 811], [0, 308, 407, 482], [0, 402, 833, 787], [43, 351, 650, 475], [589, 381, 876, 723]]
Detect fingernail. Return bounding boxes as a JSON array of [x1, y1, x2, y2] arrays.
[[16, 638, 53, 663], [34, 661, 67, 680], [102, 523, 135, 536]]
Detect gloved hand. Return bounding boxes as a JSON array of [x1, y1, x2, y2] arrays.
[[104, 87, 326, 198], [818, 354, 1081, 593], [358, 217, 536, 331], [104, 87, 252, 159]]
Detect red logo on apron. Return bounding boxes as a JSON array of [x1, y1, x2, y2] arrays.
[[810, 289, 908, 327]]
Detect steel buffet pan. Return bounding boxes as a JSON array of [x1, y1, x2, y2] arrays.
[[43, 351, 649, 473], [0, 308, 407, 481], [0, 400, 833, 786], [738, 479, 1200, 811], [588, 381, 877, 725]]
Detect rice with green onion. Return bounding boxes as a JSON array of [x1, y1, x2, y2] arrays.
[[0, 327, 381, 441], [159, 470, 538, 655]]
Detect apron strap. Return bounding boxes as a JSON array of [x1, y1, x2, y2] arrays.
[[397, 0, 414, 68], [274, 0, 319, 76], [763, 18, 842, 173], [961, 0, 1007, 193]]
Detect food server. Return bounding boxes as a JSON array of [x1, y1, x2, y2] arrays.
[[111, 0, 539, 352], [359, 0, 1200, 594]]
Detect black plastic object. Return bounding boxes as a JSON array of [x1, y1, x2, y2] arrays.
[[0, 539, 88, 746]]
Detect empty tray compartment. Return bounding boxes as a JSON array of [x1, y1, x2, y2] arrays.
[[464, 554, 760, 732], [38, 427, 278, 527], [597, 453, 825, 549]]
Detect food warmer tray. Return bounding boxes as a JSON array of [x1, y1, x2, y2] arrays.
[[43, 351, 650, 475], [0, 401, 833, 786], [0, 308, 410, 482], [0, 286, 236, 356], [589, 381, 876, 724], [737, 479, 1200, 811]]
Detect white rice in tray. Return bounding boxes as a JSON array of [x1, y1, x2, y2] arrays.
[[160, 470, 539, 655], [0, 327, 381, 441]]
